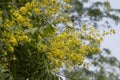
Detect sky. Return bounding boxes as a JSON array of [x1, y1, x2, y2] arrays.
[[101, 0, 120, 60]]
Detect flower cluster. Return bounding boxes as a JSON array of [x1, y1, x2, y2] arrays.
[[48, 25, 112, 70]]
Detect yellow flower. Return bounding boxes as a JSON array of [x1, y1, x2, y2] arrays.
[[38, 35, 42, 40], [10, 36, 18, 46], [8, 46, 14, 53], [24, 22, 33, 28], [13, 10, 19, 17], [0, 10, 2, 16], [82, 24, 87, 30], [64, 0, 70, 2], [90, 25, 94, 30], [110, 29, 115, 34], [25, 2, 32, 10], [39, 44, 47, 52], [56, 60, 62, 67], [34, 8, 41, 15], [20, 7, 27, 14], [65, 4, 71, 9], [16, 15, 24, 23], [53, 68, 59, 73], [18, 35, 30, 42]]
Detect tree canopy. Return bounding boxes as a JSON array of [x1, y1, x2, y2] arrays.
[[69, 0, 120, 28], [62, 0, 120, 80], [0, 0, 116, 80]]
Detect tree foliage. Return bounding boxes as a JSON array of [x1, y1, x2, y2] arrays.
[[69, 0, 120, 28], [0, 0, 116, 79], [63, 49, 120, 80], [62, 0, 120, 80]]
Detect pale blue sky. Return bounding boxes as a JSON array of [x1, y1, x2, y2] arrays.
[[101, 0, 120, 60]]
